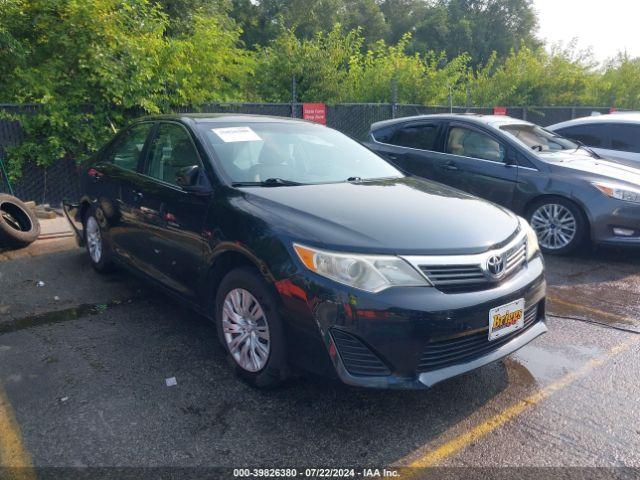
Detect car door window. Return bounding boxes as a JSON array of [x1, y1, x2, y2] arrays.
[[556, 124, 608, 148], [609, 124, 640, 153], [146, 123, 202, 186], [105, 123, 153, 171], [446, 126, 505, 162], [391, 123, 439, 151]]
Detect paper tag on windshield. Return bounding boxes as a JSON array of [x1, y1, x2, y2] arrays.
[[212, 126, 262, 143]]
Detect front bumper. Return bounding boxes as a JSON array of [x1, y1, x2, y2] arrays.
[[278, 256, 546, 389], [589, 197, 640, 247]]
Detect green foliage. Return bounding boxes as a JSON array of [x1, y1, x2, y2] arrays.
[[254, 25, 363, 102], [2, 0, 640, 180], [0, 0, 251, 178], [596, 54, 640, 109], [346, 35, 470, 104], [469, 44, 598, 106]]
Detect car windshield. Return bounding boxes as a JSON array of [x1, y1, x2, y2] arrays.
[[499, 123, 579, 152], [198, 122, 402, 185]]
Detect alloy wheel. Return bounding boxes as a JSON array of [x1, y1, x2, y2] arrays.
[[222, 288, 270, 372], [86, 216, 103, 263], [530, 203, 577, 250]]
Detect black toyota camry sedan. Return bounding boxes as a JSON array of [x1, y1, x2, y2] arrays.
[[64, 114, 546, 389], [366, 114, 640, 255]]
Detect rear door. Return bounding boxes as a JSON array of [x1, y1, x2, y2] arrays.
[[92, 122, 155, 262], [440, 122, 517, 207], [133, 121, 212, 300], [369, 121, 445, 180]]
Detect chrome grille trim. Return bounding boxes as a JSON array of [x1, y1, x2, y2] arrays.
[[402, 230, 528, 292]]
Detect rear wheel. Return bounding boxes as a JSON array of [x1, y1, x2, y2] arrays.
[[83, 207, 114, 272], [527, 198, 587, 255], [215, 267, 287, 388]]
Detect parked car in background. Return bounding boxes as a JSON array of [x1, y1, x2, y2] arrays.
[[64, 114, 547, 389], [366, 114, 640, 254], [548, 113, 640, 165]]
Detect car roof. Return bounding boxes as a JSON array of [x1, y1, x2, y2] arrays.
[[370, 114, 531, 131], [138, 113, 312, 125], [548, 112, 640, 130]]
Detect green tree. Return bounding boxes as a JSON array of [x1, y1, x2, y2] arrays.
[[596, 53, 640, 109], [230, 0, 387, 47], [411, 0, 540, 66], [254, 25, 363, 102], [0, 0, 252, 177]]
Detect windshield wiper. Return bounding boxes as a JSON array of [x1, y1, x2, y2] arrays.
[[573, 140, 602, 159], [232, 178, 305, 187]]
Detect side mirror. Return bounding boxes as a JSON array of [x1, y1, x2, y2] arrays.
[[505, 149, 518, 166], [176, 165, 200, 188]]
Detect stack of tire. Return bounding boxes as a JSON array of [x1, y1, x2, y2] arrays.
[[0, 194, 41, 249]]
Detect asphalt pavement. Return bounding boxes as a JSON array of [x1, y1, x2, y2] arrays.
[[0, 244, 638, 478]]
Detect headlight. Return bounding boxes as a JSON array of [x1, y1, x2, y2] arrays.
[[593, 182, 640, 204], [293, 243, 431, 293], [519, 217, 540, 260]]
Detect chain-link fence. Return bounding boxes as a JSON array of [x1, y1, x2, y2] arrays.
[[0, 102, 620, 205]]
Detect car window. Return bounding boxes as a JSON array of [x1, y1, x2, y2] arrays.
[[106, 123, 153, 171], [446, 126, 505, 162], [499, 124, 577, 152], [555, 124, 608, 148], [390, 123, 439, 151], [371, 126, 395, 144], [146, 123, 202, 186], [609, 124, 640, 153]]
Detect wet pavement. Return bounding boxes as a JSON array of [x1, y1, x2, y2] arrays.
[[0, 246, 639, 475]]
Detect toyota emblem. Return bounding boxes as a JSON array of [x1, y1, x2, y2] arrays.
[[486, 255, 505, 277]]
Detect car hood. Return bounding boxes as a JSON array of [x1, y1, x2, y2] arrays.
[[240, 177, 520, 255], [539, 150, 640, 186]]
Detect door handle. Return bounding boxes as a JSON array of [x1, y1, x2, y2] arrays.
[[441, 162, 460, 171], [387, 154, 399, 161]]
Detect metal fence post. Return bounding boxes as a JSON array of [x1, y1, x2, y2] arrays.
[[523, 107, 528, 121], [391, 77, 398, 119], [291, 75, 297, 118], [448, 84, 453, 113]]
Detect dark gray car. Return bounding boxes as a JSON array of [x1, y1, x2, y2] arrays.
[[365, 114, 640, 254]]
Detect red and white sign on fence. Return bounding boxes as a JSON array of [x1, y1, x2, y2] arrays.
[[493, 106, 507, 115], [303, 103, 327, 125]]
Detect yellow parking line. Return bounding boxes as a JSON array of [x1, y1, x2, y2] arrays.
[[0, 382, 35, 479], [548, 295, 636, 323], [397, 336, 639, 469]]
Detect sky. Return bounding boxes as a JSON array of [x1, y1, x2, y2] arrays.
[[534, 0, 640, 64]]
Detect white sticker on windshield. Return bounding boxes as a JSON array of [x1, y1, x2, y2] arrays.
[[212, 126, 262, 143]]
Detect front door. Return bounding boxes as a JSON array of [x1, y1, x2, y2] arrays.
[[440, 123, 517, 208], [133, 122, 212, 300]]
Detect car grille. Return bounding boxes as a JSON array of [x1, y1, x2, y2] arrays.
[[331, 329, 391, 377], [417, 303, 539, 373], [418, 237, 527, 293]]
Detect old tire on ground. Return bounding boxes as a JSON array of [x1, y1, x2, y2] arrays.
[[215, 267, 288, 388], [0, 194, 41, 248]]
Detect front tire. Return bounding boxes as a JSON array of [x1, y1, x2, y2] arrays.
[[215, 267, 287, 388], [527, 197, 587, 255], [83, 206, 114, 272]]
